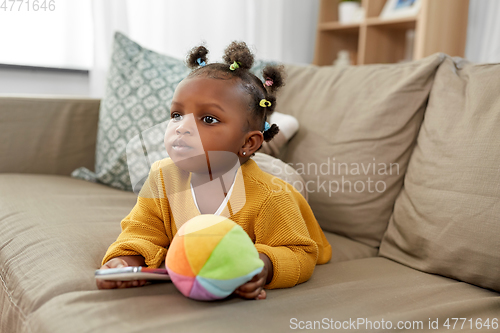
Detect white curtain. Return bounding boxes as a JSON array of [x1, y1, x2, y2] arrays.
[[90, 0, 320, 98], [465, 0, 500, 64]]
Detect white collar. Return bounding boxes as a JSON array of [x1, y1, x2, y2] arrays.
[[190, 176, 236, 216]]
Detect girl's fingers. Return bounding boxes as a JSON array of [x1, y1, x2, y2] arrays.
[[255, 289, 267, 300], [238, 287, 263, 299], [102, 258, 128, 269], [248, 274, 259, 282], [237, 281, 256, 293], [97, 259, 140, 290], [97, 280, 118, 289], [116, 280, 148, 288], [97, 279, 149, 290], [237, 276, 266, 293]]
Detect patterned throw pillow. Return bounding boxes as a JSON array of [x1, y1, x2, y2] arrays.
[[72, 32, 270, 192]]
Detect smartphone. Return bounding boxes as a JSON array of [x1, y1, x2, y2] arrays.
[[94, 266, 171, 281]]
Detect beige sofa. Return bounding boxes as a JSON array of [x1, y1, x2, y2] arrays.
[[1, 54, 499, 333]]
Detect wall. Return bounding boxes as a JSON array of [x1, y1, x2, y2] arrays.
[[1, 0, 498, 98], [0, 65, 89, 97], [465, 0, 500, 63], [0, 0, 319, 99]]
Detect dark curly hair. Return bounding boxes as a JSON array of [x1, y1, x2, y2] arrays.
[[185, 41, 286, 147]]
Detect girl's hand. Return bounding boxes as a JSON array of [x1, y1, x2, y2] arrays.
[[234, 253, 273, 300], [96, 257, 148, 290]]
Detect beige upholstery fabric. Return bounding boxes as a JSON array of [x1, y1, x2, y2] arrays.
[[20, 258, 500, 333], [324, 231, 377, 263], [2, 174, 498, 333], [0, 96, 100, 176], [258, 131, 288, 158], [275, 54, 445, 248], [259, 112, 299, 158], [0, 174, 369, 332], [251, 152, 309, 201], [3, 55, 500, 332], [0, 174, 136, 333], [379, 57, 500, 292]]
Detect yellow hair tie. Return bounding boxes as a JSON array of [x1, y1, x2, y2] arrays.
[[259, 99, 271, 108], [229, 61, 240, 71]]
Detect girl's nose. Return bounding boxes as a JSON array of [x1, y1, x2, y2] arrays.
[[176, 125, 191, 135], [175, 116, 195, 135]]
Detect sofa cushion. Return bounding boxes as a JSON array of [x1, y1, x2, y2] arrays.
[[0, 173, 375, 332], [325, 231, 377, 263], [379, 56, 500, 292], [71, 31, 190, 191], [2, 174, 498, 333], [252, 152, 310, 201], [275, 54, 445, 248], [0, 174, 136, 333], [22, 259, 500, 332]]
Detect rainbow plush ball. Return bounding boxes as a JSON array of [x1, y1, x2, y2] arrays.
[[165, 214, 264, 301]]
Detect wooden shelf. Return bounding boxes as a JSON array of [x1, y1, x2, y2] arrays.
[[319, 21, 360, 32], [313, 0, 469, 66], [365, 16, 416, 29]]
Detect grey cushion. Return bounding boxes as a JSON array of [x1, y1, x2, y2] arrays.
[[71, 31, 191, 191]]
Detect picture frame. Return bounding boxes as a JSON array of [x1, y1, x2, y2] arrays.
[[379, 0, 422, 20]]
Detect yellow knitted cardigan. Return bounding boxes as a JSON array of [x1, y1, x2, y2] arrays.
[[102, 158, 332, 289]]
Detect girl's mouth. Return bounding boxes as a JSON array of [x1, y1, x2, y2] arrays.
[[172, 145, 192, 151], [172, 138, 193, 151]]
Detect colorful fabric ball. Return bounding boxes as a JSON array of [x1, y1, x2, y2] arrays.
[[165, 214, 264, 301]]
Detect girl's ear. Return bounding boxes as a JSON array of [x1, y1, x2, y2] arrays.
[[241, 130, 264, 156]]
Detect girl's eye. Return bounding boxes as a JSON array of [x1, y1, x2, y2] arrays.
[[203, 116, 219, 124], [171, 113, 183, 121]]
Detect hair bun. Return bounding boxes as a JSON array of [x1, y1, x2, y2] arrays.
[[186, 45, 209, 69], [263, 123, 280, 142], [262, 64, 286, 93], [222, 41, 254, 70]]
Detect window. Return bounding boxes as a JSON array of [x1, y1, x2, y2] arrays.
[[0, 0, 93, 69]]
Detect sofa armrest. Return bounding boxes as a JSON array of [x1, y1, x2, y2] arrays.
[[0, 96, 100, 176]]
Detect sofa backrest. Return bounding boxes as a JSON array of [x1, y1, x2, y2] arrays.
[[0, 96, 100, 176]]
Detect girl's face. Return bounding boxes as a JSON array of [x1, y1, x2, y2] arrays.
[[164, 76, 250, 174]]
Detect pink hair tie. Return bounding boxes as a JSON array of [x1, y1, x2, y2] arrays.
[[264, 78, 273, 87]]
